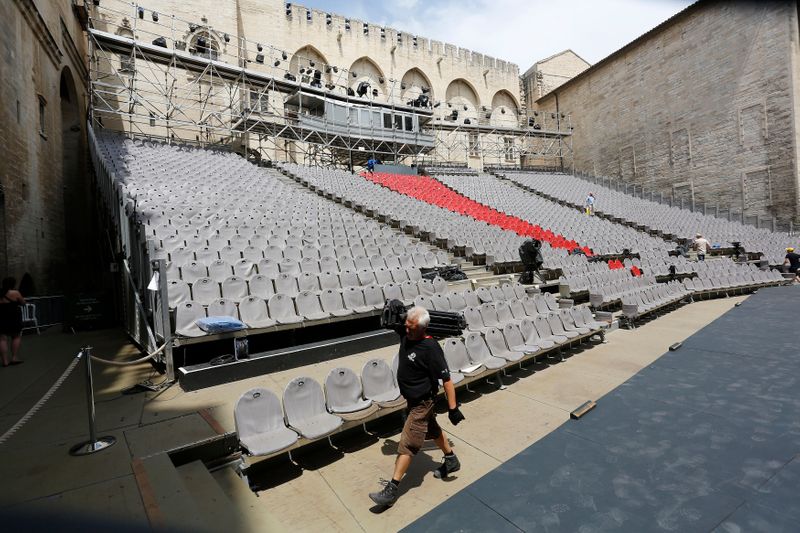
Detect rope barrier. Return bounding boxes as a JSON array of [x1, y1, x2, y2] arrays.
[[89, 339, 170, 366], [0, 339, 172, 447], [0, 351, 84, 446]]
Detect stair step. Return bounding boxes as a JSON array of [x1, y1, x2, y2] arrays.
[[212, 467, 283, 532], [137, 454, 209, 532], [177, 460, 238, 533]]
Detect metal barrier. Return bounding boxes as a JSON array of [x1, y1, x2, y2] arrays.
[[70, 347, 117, 456], [23, 295, 65, 330]]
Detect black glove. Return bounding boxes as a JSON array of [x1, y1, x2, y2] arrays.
[[448, 406, 465, 426]]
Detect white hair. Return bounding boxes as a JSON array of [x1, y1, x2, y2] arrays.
[[407, 306, 430, 329]]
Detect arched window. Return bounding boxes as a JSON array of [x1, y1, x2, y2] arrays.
[[190, 31, 219, 60]]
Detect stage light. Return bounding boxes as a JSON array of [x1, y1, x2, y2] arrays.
[[463, 105, 467, 111], [197, 36, 207, 50], [137, 7, 144, 19], [326, 14, 332, 25], [401, 83, 406, 90], [314, 69, 322, 80], [345, 19, 350, 30], [285, 3, 292, 16], [326, 83, 336, 90], [464, 118, 471, 124], [325, 66, 331, 73], [397, 33, 402, 43], [379, 77, 384, 84], [533, 111, 538, 116], [372, 88, 378, 97], [299, 67, 305, 74], [357, 81, 369, 97], [255, 53, 264, 63], [306, 10, 311, 21], [363, 23, 369, 35], [189, 23, 197, 32], [151, 11, 158, 22], [421, 86, 430, 94], [284, 72, 296, 81], [309, 60, 315, 67], [333, 66, 338, 73], [352, 71, 357, 78], [347, 87, 355, 96], [413, 37, 418, 47], [282, 51, 287, 60], [381, 28, 386, 39], [482, 106, 487, 111], [152, 36, 167, 47], [274, 60, 281, 67], [257, 43, 263, 51], [224, 33, 230, 43], [450, 110, 458, 120], [310, 79, 321, 88], [501, 108, 505, 114]]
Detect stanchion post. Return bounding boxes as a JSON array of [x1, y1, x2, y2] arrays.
[[155, 259, 175, 382], [69, 347, 117, 456]]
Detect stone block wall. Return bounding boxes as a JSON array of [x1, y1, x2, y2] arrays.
[[536, 0, 800, 224]]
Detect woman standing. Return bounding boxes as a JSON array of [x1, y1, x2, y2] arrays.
[[0, 277, 25, 366]]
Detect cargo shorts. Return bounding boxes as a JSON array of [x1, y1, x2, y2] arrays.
[[397, 399, 442, 456]]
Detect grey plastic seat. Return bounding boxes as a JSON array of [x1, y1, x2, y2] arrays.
[[168, 280, 191, 309], [207, 298, 238, 319], [503, 323, 539, 354], [208, 260, 233, 283], [475, 286, 494, 303], [485, 327, 524, 361], [343, 286, 373, 314], [548, 314, 579, 339], [418, 279, 435, 296], [443, 338, 484, 375], [363, 284, 386, 311], [235, 388, 299, 456], [464, 332, 506, 369], [181, 262, 208, 284], [274, 273, 299, 297], [320, 289, 353, 317], [519, 318, 556, 350], [324, 368, 378, 420], [432, 277, 448, 294], [248, 274, 275, 300], [479, 304, 502, 330], [283, 377, 343, 439], [268, 293, 303, 324], [318, 271, 340, 290], [534, 316, 568, 345], [296, 291, 329, 320], [279, 259, 301, 276], [448, 292, 468, 311], [361, 359, 406, 407], [175, 301, 206, 337], [560, 309, 590, 335], [191, 277, 221, 306], [407, 268, 422, 282], [463, 289, 481, 308], [340, 269, 359, 288], [238, 296, 276, 328], [382, 282, 403, 303], [297, 272, 320, 293], [257, 258, 280, 278], [431, 293, 451, 311], [489, 285, 506, 301], [357, 269, 377, 286], [221, 276, 248, 302]]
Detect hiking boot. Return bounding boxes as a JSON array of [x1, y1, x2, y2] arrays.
[[434, 454, 461, 479], [369, 479, 399, 506]]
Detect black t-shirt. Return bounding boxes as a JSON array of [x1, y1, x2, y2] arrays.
[[396, 334, 451, 402], [786, 252, 800, 270]]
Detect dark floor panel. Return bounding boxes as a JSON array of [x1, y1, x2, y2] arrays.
[[401, 490, 523, 533], [410, 286, 800, 531]]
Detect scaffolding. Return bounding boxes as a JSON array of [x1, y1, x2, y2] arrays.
[[87, 0, 574, 170]]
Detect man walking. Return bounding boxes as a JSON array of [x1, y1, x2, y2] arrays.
[[585, 192, 595, 215], [369, 305, 465, 507]]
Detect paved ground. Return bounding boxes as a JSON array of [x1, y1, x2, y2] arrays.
[[0, 295, 745, 531]]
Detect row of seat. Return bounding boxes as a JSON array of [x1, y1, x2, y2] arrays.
[[503, 171, 796, 265], [168, 270, 438, 309], [621, 280, 692, 327], [165, 252, 441, 284], [235, 305, 607, 457]]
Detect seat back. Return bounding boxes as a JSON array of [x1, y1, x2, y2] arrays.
[[268, 293, 299, 320], [191, 277, 220, 305], [361, 359, 399, 398], [283, 377, 326, 426], [443, 337, 471, 371], [235, 388, 286, 437], [239, 296, 270, 326], [325, 368, 368, 412], [464, 332, 491, 364], [207, 298, 238, 318], [222, 276, 248, 301], [248, 275, 275, 300]]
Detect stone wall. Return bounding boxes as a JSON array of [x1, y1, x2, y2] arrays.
[[536, 0, 800, 224], [0, 0, 90, 294], [522, 50, 590, 101]]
